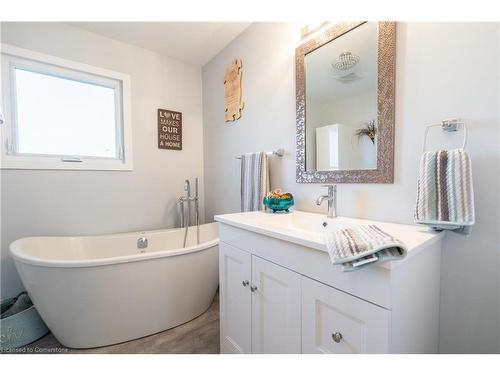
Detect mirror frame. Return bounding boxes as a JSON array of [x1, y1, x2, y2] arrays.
[[295, 21, 396, 183]]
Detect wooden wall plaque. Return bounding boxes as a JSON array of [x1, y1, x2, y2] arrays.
[[158, 109, 182, 150], [224, 59, 243, 122]]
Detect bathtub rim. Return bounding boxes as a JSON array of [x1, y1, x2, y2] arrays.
[[9, 223, 219, 269]]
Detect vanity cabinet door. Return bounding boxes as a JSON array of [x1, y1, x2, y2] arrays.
[[219, 242, 252, 354], [301, 276, 390, 354], [251, 256, 301, 354]]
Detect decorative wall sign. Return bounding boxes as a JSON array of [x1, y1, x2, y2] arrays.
[[224, 59, 243, 122], [158, 109, 182, 150]]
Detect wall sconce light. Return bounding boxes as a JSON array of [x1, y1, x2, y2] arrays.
[[300, 22, 329, 39]]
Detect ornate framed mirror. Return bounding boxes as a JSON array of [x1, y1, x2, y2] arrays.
[[296, 22, 396, 183]]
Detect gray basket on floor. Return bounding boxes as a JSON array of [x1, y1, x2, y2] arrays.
[[1, 295, 49, 350]]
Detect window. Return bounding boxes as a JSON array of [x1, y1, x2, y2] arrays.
[[1, 44, 132, 170]]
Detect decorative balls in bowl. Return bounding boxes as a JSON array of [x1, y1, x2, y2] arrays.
[[263, 189, 294, 213]]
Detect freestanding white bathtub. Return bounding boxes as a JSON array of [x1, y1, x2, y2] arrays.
[[9, 223, 219, 349]]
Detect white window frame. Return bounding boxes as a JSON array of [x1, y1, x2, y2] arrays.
[[0, 44, 133, 171]]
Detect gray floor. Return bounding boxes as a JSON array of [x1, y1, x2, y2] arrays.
[[21, 293, 220, 354]]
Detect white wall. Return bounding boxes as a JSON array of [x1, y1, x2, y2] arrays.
[[0, 22, 205, 298], [202, 22, 500, 353], [306, 91, 377, 170]]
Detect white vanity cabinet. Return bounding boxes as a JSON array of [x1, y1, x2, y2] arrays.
[[251, 254, 302, 353], [301, 276, 389, 353], [216, 211, 444, 354], [219, 243, 252, 353], [220, 242, 301, 354], [220, 241, 390, 354]]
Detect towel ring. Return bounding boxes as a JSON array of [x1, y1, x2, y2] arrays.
[[422, 119, 467, 152]]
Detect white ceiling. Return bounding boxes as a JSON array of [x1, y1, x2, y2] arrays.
[[69, 22, 251, 66], [306, 22, 378, 101]]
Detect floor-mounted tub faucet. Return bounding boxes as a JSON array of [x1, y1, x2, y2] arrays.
[[316, 185, 337, 219], [178, 178, 200, 247]]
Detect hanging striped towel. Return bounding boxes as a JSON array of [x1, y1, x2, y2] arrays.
[[241, 152, 270, 212], [414, 149, 474, 234], [325, 225, 407, 272]]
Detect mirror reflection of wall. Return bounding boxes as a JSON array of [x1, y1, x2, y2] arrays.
[[305, 22, 378, 172]]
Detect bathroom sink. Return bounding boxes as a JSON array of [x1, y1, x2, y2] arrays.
[[218, 210, 358, 238], [215, 211, 364, 251], [259, 211, 351, 234], [214, 210, 444, 265]]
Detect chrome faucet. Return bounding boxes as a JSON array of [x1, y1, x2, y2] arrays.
[[316, 185, 337, 218]]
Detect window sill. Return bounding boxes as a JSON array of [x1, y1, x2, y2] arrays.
[[0, 157, 133, 171]]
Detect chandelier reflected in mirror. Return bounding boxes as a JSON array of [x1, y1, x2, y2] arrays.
[[332, 51, 360, 71]]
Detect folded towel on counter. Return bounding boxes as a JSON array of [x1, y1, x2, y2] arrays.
[[414, 149, 474, 234], [325, 225, 407, 272], [241, 152, 270, 212]]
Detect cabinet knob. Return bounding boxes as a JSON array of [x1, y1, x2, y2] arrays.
[[250, 285, 258, 292], [332, 332, 343, 343], [242, 280, 249, 287]]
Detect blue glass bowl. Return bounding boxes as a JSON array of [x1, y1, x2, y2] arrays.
[[263, 196, 294, 213]]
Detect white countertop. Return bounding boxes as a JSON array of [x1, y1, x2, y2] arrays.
[[214, 210, 444, 269]]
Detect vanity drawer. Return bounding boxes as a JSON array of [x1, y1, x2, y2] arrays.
[[301, 276, 390, 354], [219, 223, 392, 308]]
